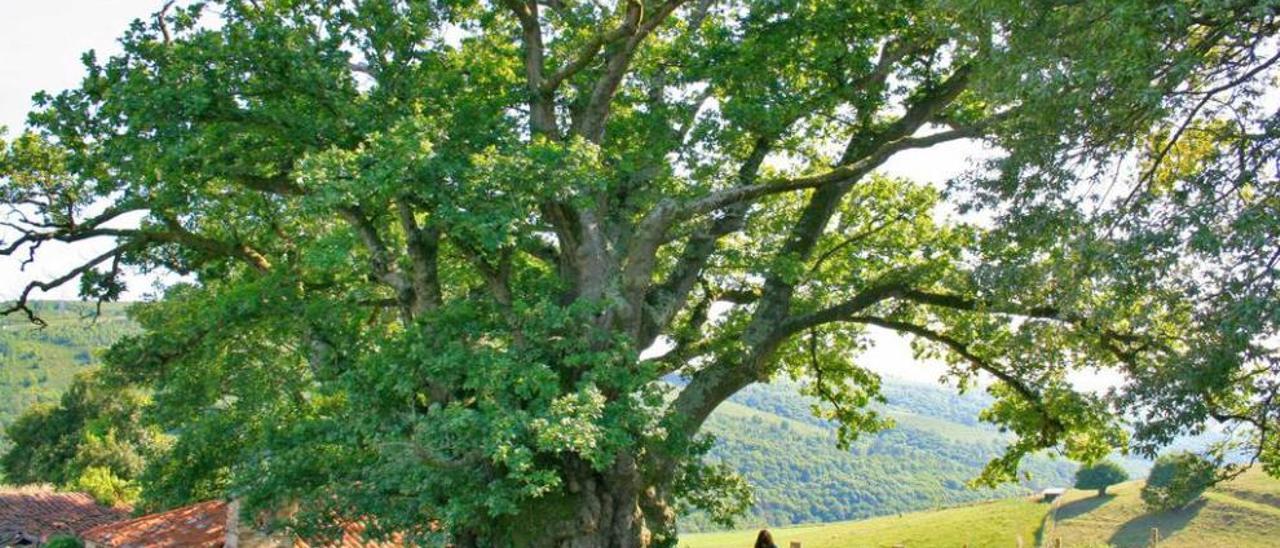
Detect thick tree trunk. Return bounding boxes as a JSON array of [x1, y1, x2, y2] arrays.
[[490, 455, 676, 548]]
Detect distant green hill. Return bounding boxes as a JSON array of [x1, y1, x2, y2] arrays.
[[685, 379, 1078, 531], [682, 467, 1280, 547], [0, 301, 136, 445]]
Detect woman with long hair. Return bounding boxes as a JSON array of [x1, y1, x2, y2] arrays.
[[754, 529, 778, 548]]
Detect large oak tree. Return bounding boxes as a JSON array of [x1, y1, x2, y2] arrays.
[[3, 0, 1278, 545]]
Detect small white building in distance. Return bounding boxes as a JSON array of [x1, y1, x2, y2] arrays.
[[1040, 488, 1067, 503]]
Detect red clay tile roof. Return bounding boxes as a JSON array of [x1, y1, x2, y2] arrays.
[[81, 499, 227, 548], [0, 488, 130, 545], [292, 520, 405, 547], [80, 498, 405, 547]]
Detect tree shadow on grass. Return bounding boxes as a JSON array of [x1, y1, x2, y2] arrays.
[[1035, 495, 1117, 547], [1056, 494, 1117, 521], [1108, 498, 1206, 547]]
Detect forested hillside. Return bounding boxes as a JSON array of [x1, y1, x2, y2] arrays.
[[0, 301, 135, 447], [686, 380, 1078, 531]]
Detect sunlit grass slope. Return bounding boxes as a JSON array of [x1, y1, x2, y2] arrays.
[[681, 467, 1280, 548], [680, 497, 1048, 548], [1046, 467, 1280, 547]]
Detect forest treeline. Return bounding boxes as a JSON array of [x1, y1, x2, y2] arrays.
[[0, 301, 135, 453]]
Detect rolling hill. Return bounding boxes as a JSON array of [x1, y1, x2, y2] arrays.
[[681, 467, 1280, 548], [0, 301, 135, 442], [685, 379, 1077, 531], [1045, 467, 1280, 548]]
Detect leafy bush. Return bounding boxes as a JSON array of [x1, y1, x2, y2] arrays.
[[44, 535, 84, 548], [1141, 453, 1215, 511], [2, 371, 161, 493], [1074, 460, 1128, 496], [68, 466, 140, 507]]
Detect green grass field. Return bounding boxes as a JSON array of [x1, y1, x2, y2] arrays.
[[681, 467, 1280, 548], [1045, 467, 1280, 547], [679, 497, 1048, 548]]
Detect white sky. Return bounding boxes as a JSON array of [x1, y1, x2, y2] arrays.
[[0, 1, 1121, 390], [1, 1, 171, 301]]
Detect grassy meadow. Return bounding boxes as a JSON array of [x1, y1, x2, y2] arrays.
[[682, 467, 1280, 548], [1045, 467, 1280, 548], [679, 497, 1048, 548]]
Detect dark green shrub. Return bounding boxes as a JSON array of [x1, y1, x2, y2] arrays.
[[1141, 453, 1215, 511], [1074, 460, 1128, 496], [45, 535, 84, 548]]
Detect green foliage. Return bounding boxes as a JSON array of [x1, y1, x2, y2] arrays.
[[2, 0, 1277, 542], [1142, 453, 1217, 511], [2, 311, 1076, 533], [0, 302, 136, 450], [43, 535, 84, 548], [672, 436, 755, 529], [0, 366, 162, 506], [69, 465, 142, 507], [1074, 460, 1128, 496]]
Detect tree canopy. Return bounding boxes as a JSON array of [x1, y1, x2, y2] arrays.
[[2, 0, 1278, 545], [1073, 460, 1128, 496], [1, 371, 161, 506], [1141, 452, 1216, 511]]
